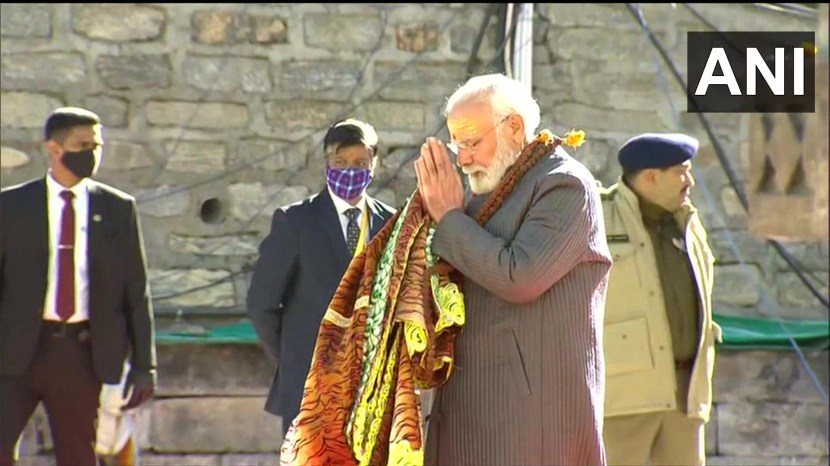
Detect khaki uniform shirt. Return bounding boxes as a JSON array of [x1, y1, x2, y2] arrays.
[[638, 195, 701, 363]]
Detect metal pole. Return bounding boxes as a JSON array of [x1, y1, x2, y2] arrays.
[[512, 3, 534, 92]]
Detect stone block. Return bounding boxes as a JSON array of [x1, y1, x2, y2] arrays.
[[168, 234, 259, 257], [16, 457, 54, 466], [156, 344, 272, 396], [227, 182, 310, 222], [381, 147, 418, 179], [83, 95, 129, 128], [0, 91, 63, 128], [135, 185, 191, 218], [538, 3, 639, 30], [373, 62, 466, 101], [191, 11, 287, 45], [720, 186, 749, 223], [220, 454, 280, 466], [708, 229, 769, 265], [551, 103, 668, 134], [712, 264, 764, 307], [773, 242, 830, 273], [150, 398, 281, 453], [95, 54, 172, 90], [264, 100, 343, 130], [148, 269, 236, 308], [532, 61, 573, 102], [714, 351, 830, 404], [72, 4, 165, 42], [191, 11, 248, 45], [568, 137, 612, 177], [689, 193, 741, 234], [272, 60, 362, 100], [777, 272, 829, 319], [134, 405, 152, 451], [18, 405, 50, 452], [368, 187, 397, 208], [0, 53, 86, 89], [250, 14, 289, 45], [1, 146, 31, 169], [717, 402, 829, 457], [100, 140, 155, 170], [235, 138, 309, 172], [359, 101, 425, 131], [146, 101, 248, 129], [395, 21, 441, 53], [569, 62, 669, 111], [1, 3, 51, 38], [450, 23, 498, 55], [140, 455, 220, 466], [16, 414, 40, 456], [549, 28, 668, 62], [706, 406, 718, 455], [183, 55, 271, 93], [163, 140, 227, 173], [303, 13, 383, 51], [285, 168, 327, 195], [707, 457, 825, 466]]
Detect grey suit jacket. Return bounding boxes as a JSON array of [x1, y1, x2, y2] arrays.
[[424, 147, 613, 466]]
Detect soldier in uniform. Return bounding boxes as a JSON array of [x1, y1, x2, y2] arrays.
[[599, 133, 722, 466]]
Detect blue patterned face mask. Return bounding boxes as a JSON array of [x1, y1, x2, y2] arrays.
[[326, 167, 373, 201]]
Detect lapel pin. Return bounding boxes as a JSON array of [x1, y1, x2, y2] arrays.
[[93, 214, 102, 223]]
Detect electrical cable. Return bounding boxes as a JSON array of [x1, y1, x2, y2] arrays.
[[751, 3, 820, 19]]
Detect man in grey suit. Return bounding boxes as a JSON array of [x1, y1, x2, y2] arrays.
[[414, 74, 613, 466], [246, 119, 396, 437]]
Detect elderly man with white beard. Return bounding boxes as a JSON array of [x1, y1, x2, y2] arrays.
[[414, 73, 613, 466]]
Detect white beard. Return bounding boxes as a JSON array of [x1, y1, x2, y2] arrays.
[[463, 136, 520, 195]]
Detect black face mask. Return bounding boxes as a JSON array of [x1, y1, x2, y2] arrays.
[[61, 149, 97, 179]]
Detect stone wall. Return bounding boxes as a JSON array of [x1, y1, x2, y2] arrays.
[[533, 3, 828, 322], [1, 3, 503, 314], [2, 3, 827, 465]]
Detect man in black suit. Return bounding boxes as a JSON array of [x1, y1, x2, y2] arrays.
[[247, 118, 396, 436], [0, 107, 156, 466]]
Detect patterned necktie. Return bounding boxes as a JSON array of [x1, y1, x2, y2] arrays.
[[344, 208, 361, 254], [56, 190, 75, 321]]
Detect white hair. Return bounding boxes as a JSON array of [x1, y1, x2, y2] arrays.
[[444, 73, 541, 140]]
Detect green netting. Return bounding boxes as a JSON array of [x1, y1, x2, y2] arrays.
[[713, 313, 829, 351], [155, 313, 829, 351]]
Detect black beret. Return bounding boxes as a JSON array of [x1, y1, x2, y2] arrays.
[[323, 118, 379, 154], [618, 133, 699, 172]]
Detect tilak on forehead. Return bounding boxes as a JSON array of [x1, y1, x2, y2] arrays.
[[447, 114, 491, 140]]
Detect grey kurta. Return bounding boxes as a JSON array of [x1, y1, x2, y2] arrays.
[[424, 147, 613, 466]]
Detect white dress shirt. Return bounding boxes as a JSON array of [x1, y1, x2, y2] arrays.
[[327, 186, 368, 243], [43, 173, 90, 322]]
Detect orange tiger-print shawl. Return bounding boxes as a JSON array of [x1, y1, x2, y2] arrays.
[[280, 130, 565, 466]]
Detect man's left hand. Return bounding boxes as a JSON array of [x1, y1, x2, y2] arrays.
[[415, 137, 464, 223], [121, 369, 156, 411]]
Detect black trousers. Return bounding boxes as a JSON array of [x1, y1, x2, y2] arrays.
[[0, 321, 101, 466]]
